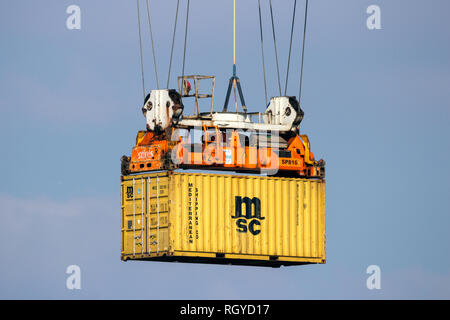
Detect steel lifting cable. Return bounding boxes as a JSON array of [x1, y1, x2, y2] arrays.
[[167, 0, 180, 89], [299, 0, 309, 102], [182, 0, 190, 80], [285, 0, 297, 96], [136, 0, 146, 99], [145, 0, 160, 89], [269, 0, 282, 97], [257, 0, 268, 106], [233, 0, 237, 112]]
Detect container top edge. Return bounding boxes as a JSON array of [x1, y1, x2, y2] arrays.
[[121, 170, 325, 183]]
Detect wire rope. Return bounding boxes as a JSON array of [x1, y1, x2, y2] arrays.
[[136, 0, 146, 99], [167, 0, 180, 88], [145, 0, 160, 89], [299, 0, 309, 102], [285, 0, 297, 96]]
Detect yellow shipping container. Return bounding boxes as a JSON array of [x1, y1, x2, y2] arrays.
[[121, 171, 326, 267]]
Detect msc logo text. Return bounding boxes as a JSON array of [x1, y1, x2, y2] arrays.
[[232, 196, 264, 235]]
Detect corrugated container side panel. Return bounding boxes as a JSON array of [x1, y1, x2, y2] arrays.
[[197, 175, 205, 252], [122, 172, 325, 263], [225, 176, 232, 254], [199, 174, 205, 252], [246, 179, 251, 254], [311, 181, 316, 258], [311, 180, 317, 257], [260, 178, 267, 256], [316, 182, 321, 257], [282, 180, 289, 256], [268, 179, 275, 256], [217, 175, 224, 252], [297, 181, 304, 257], [245, 178, 251, 254], [304, 180, 311, 257], [180, 174, 185, 251], [177, 174, 182, 252], [292, 181, 296, 256], [278, 180, 284, 255], [240, 177, 246, 254], [251, 178, 256, 254], [316, 181, 321, 257], [188, 174, 193, 251], [321, 181, 326, 259], [171, 176, 177, 251], [145, 176, 149, 254], [255, 178, 261, 255], [289, 180, 296, 257], [317, 181, 322, 258], [276, 179, 282, 255], [315, 180, 321, 258], [189, 175, 195, 251], [288, 180, 293, 256], [230, 177, 238, 254], [256, 177, 261, 255], [203, 175, 210, 252], [233, 177, 240, 253], [190, 175, 197, 251], [235, 177, 242, 254], [182, 174, 188, 251], [143, 178, 147, 254], [245, 177, 251, 254], [197, 175, 200, 251], [256, 178, 262, 255], [198, 175, 205, 252], [121, 182, 124, 254], [209, 175, 218, 252], [198, 175, 204, 251], [314, 180, 320, 258], [246, 177, 252, 254], [296, 181, 301, 257]]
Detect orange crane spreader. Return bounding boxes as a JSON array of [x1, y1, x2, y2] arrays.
[[121, 75, 324, 178], [122, 0, 323, 178]]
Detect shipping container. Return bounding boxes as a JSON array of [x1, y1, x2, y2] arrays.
[[121, 171, 325, 267]]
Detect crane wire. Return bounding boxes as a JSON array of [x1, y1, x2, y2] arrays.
[[299, 0, 309, 102], [136, 0, 146, 99], [233, 0, 238, 112], [284, 0, 297, 96], [167, 0, 180, 89], [269, 0, 282, 97], [182, 0, 190, 79], [257, 0, 268, 106], [233, 0, 236, 67], [145, 0, 159, 89]]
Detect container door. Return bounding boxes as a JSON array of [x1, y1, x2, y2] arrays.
[[147, 176, 170, 254], [122, 177, 146, 256]]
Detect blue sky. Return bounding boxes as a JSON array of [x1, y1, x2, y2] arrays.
[[1, 0, 450, 299]]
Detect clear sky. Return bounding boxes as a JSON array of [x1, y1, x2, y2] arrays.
[[1, 0, 449, 299]]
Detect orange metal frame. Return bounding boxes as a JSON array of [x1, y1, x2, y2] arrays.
[[127, 128, 323, 178]]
